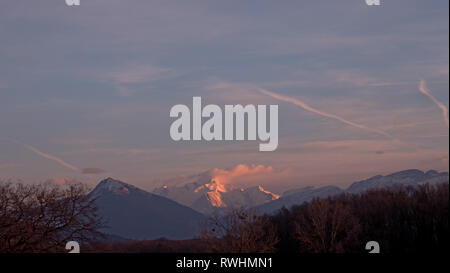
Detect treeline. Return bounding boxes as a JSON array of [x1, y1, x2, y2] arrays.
[[270, 183, 449, 253], [89, 183, 448, 253], [1, 181, 448, 253]]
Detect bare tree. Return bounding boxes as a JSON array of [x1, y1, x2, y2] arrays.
[[201, 208, 279, 253], [294, 198, 360, 253], [0, 181, 104, 253]]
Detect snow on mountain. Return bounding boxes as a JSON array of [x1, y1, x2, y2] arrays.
[[90, 177, 142, 196], [346, 169, 449, 193], [254, 185, 343, 214], [253, 169, 449, 214], [90, 178, 206, 240], [153, 177, 279, 215]]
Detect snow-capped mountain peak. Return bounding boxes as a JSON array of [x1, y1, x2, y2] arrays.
[[153, 178, 280, 214], [194, 179, 230, 193], [91, 177, 139, 196], [88, 178, 206, 240], [346, 169, 449, 193]]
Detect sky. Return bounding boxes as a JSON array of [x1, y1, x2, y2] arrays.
[[0, 0, 448, 193]]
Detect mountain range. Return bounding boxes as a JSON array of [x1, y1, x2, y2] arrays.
[[89, 169, 448, 240], [254, 169, 449, 214]]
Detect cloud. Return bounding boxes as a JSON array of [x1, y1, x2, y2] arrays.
[[109, 65, 170, 84], [82, 167, 105, 174], [258, 88, 395, 139], [156, 163, 289, 190], [419, 80, 449, 128], [45, 177, 76, 186], [102, 64, 171, 96], [10, 139, 80, 172], [209, 164, 275, 185], [8, 140, 106, 175]]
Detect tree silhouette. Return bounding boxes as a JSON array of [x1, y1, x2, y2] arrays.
[[293, 198, 360, 253], [201, 208, 279, 253], [0, 181, 104, 253]]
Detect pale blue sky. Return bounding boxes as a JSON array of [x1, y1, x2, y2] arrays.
[[0, 0, 448, 192]]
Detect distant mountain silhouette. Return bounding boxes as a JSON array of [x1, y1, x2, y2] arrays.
[[346, 169, 448, 193], [253, 169, 449, 214], [89, 178, 206, 240]]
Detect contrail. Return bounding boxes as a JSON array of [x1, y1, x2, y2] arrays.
[[258, 88, 395, 139], [419, 80, 449, 128], [11, 139, 80, 172]]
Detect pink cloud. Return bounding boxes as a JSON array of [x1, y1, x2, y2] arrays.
[[209, 164, 275, 185], [45, 177, 75, 186], [419, 80, 449, 128]]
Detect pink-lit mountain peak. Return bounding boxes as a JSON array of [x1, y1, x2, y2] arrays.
[[153, 173, 280, 214]]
